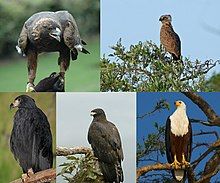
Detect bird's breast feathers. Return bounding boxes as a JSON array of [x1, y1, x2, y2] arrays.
[[170, 110, 189, 136]]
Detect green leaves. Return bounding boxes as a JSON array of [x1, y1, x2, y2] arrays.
[[101, 39, 218, 91], [58, 153, 104, 183]]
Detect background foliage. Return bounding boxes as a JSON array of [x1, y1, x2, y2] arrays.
[[0, 93, 56, 183], [101, 40, 220, 92]]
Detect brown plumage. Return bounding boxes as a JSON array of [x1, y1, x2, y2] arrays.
[[159, 15, 181, 61], [88, 108, 124, 183], [16, 11, 89, 92]]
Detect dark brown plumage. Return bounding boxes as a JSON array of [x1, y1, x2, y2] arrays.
[[34, 72, 64, 92], [88, 108, 124, 183], [159, 15, 181, 61], [16, 11, 89, 92]]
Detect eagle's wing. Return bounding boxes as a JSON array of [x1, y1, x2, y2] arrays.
[[32, 109, 53, 171], [165, 117, 173, 163], [88, 122, 121, 163], [108, 121, 124, 161], [187, 119, 192, 162], [16, 24, 28, 55]]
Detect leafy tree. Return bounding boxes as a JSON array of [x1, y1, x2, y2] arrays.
[[206, 73, 220, 91], [57, 147, 104, 183], [101, 40, 219, 92]]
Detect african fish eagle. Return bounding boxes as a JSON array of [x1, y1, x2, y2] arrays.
[[165, 100, 192, 182]]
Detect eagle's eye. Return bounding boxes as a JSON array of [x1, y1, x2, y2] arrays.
[[179, 101, 182, 104], [17, 98, 21, 102]]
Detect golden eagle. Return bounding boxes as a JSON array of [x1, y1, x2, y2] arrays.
[[16, 11, 89, 92]]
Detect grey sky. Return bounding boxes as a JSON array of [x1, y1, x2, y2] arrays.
[[101, 0, 220, 75], [56, 92, 136, 183]]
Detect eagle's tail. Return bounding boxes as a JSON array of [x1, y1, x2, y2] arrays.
[[99, 161, 123, 183], [172, 169, 186, 182]]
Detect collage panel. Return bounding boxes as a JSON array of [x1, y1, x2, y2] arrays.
[[0, 0, 99, 92], [0, 93, 56, 182], [137, 92, 220, 182], [56, 92, 136, 183], [101, 0, 220, 92]]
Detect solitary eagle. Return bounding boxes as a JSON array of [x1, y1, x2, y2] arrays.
[[16, 11, 90, 92], [34, 72, 64, 92], [10, 95, 53, 180], [165, 101, 192, 182], [159, 14, 181, 61], [88, 108, 124, 183]]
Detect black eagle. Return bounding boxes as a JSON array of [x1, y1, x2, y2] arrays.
[[10, 95, 53, 178], [16, 11, 90, 92], [88, 108, 124, 183]]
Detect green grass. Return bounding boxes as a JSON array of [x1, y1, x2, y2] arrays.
[[0, 93, 56, 183], [0, 38, 100, 92]]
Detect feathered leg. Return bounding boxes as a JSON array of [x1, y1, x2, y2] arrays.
[[26, 51, 37, 92], [58, 49, 70, 91]]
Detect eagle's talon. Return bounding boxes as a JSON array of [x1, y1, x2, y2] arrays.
[[171, 154, 181, 169], [182, 154, 190, 168], [21, 173, 28, 182], [27, 168, 34, 175], [26, 83, 35, 92]]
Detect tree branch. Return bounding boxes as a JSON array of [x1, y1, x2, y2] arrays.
[[56, 146, 92, 156], [192, 139, 220, 169], [183, 92, 220, 126], [10, 168, 56, 183]]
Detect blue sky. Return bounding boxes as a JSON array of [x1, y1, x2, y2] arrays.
[[137, 92, 220, 182], [101, 0, 220, 75]]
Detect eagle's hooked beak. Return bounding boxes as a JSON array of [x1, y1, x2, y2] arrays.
[[49, 27, 61, 42], [175, 101, 181, 107], [90, 111, 96, 116], [10, 100, 20, 109]]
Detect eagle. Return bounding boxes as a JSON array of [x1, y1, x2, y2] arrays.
[[88, 108, 124, 183], [16, 11, 90, 92], [10, 95, 53, 181], [159, 14, 181, 61], [165, 100, 192, 182], [34, 72, 64, 92]]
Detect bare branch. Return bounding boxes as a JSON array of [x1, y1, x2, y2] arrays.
[[183, 92, 220, 126], [198, 150, 220, 183], [10, 168, 56, 183], [192, 139, 220, 169], [56, 146, 92, 156]]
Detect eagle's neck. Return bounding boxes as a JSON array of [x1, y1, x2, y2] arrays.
[[170, 108, 189, 136]]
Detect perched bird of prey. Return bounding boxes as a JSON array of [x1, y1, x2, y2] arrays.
[[34, 72, 64, 92], [10, 95, 53, 180], [159, 15, 181, 61], [88, 108, 124, 183], [165, 101, 192, 182], [16, 11, 90, 92]]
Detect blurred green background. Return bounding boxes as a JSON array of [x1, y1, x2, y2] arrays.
[[0, 93, 56, 183], [0, 0, 100, 92]]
